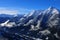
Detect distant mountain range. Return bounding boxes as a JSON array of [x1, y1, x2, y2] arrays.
[[0, 7, 60, 40]]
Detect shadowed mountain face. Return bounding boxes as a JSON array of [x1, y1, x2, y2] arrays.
[[0, 7, 60, 40]]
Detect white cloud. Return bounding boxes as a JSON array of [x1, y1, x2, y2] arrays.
[[18, 8, 33, 14], [0, 7, 33, 15], [0, 8, 19, 15]]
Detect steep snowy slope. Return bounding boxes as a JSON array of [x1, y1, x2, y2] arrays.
[[0, 7, 60, 40], [17, 7, 60, 31]]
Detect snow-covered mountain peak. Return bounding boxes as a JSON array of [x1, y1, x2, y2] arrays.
[[48, 6, 54, 10], [43, 7, 59, 15], [48, 7, 59, 12], [47, 6, 57, 10], [52, 8, 59, 14], [28, 10, 35, 17]]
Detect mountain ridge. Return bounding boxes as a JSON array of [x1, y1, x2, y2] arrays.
[[0, 7, 60, 40]]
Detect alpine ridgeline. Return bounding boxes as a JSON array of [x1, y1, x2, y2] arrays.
[[0, 7, 60, 40]]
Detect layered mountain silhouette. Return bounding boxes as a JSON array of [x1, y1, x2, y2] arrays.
[[0, 7, 60, 40]]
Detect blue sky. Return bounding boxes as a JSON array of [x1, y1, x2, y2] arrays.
[[0, 0, 60, 14]]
